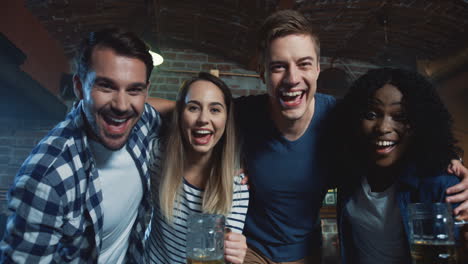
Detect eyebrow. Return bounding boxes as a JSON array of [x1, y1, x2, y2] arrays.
[[369, 98, 402, 106], [94, 76, 147, 89], [94, 76, 115, 85], [210, 102, 225, 108], [269, 56, 316, 65], [186, 100, 225, 109], [297, 56, 315, 63]]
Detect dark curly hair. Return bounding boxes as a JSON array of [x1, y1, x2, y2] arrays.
[[335, 67, 460, 174]]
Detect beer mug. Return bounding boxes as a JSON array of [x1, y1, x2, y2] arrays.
[[407, 203, 460, 264], [186, 213, 225, 264]]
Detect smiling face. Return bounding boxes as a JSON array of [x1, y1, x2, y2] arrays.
[[264, 34, 320, 122], [361, 84, 412, 168], [74, 46, 149, 150], [181, 80, 227, 157]]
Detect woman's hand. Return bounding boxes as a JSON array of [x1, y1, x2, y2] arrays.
[[224, 231, 247, 264], [446, 159, 468, 219]]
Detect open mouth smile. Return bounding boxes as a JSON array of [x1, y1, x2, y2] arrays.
[[102, 114, 132, 135], [374, 140, 397, 154], [192, 129, 213, 145], [279, 90, 306, 107]]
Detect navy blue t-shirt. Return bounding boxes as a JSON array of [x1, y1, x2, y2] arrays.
[[234, 93, 336, 261]]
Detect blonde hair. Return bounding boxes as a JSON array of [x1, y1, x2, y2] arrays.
[[156, 72, 239, 222]]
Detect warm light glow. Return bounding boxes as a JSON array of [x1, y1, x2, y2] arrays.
[[149, 50, 164, 66]]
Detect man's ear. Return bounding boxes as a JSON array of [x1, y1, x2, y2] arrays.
[[73, 74, 84, 99]]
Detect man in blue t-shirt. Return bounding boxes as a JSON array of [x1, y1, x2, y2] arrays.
[[235, 10, 335, 263]]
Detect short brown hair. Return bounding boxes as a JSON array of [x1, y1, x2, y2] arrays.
[[257, 10, 320, 72], [74, 28, 154, 83]]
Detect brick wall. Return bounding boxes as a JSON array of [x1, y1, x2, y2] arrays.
[[149, 48, 266, 100], [0, 118, 59, 214], [149, 47, 378, 100]]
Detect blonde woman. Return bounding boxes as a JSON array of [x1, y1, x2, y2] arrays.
[[146, 72, 249, 264]]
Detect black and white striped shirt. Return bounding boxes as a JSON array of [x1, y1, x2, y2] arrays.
[[145, 175, 249, 264]]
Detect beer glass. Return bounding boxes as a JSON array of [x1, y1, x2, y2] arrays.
[[408, 203, 458, 264], [186, 213, 225, 264]]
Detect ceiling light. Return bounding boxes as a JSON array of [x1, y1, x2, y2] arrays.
[[149, 50, 164, 66], [141, 29, 164, 66]]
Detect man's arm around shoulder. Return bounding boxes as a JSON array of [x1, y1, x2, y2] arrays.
[[147, 97, 175, 117]]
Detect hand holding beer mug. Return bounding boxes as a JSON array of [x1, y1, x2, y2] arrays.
[[186, 213, 225, 264], [408, 203, 466, 264]]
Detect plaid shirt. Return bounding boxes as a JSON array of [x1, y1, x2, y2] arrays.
[[0, 102, 161, 263]]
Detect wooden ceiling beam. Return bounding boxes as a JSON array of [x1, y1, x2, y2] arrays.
[[326, 1, 389, 59], [24, 0, 468, 70], [299, 0, 382, 11]]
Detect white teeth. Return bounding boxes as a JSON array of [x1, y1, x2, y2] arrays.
[[376, 141, 395, 147], [110, 117, 127, 123], [282, 91, 303, 97], [194, 130, 211, 135]]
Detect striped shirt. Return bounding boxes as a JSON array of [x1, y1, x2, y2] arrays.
[[145, 173, 249, 264]]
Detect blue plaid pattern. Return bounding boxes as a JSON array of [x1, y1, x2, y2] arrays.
[[0, 102, 161, 263]]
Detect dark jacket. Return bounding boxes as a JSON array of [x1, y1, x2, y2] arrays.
[[337, 164, 460, 264]]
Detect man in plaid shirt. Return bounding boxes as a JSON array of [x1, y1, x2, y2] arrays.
[[0, 28, 161, 263]]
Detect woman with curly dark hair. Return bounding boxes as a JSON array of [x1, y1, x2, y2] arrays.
[[334, 67, 463, 264]]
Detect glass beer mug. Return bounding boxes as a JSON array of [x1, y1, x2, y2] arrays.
[[186, 213, 225, 264], [408, 203, 459, 264]]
